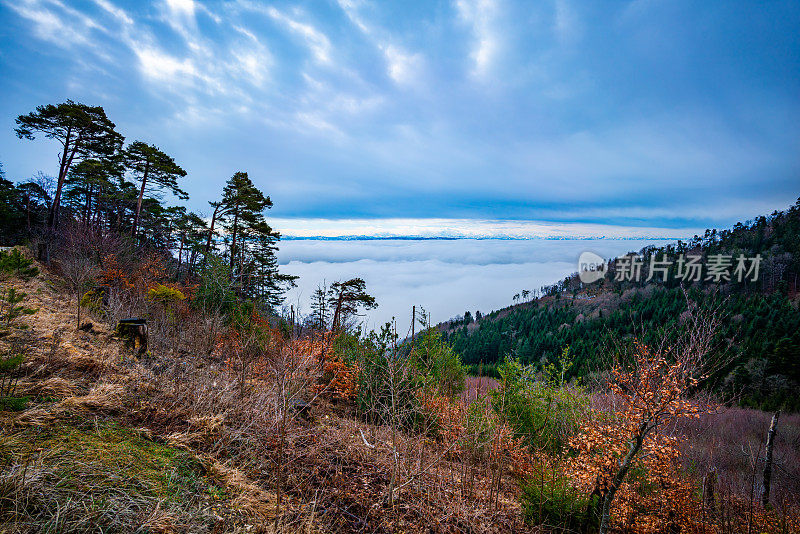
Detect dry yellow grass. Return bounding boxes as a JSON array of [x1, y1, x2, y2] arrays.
[[11, 406, 63, 427], [11, 384, 124, 426], [1, 254, 320, 533], [15, 376, 79, 398], [203, 455, 279, 520], [59, 382, 125, 412], [140, 504, 180, 534]]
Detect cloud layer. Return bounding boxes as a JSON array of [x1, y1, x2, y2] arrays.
[[278, 238, 673, 333]]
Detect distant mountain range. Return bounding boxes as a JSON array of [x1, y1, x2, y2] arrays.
[[270, 217, 706, 241], [281, 234, 691, 241]]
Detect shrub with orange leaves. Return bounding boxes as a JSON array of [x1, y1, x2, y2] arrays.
[[418, 392, 463, 445], [99, 253, 133, 289], [100, 251, 171, 294], [308, 332, 360, 400], [565, 337, 715, 534], [419, 393, 532, 478], [320, 353, 359, 400]]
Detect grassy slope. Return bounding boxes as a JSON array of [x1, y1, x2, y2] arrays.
[[0, 268, 278, 534], [1, 258, 533, 534]]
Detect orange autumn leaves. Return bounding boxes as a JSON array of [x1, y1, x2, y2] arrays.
[[100, 251, 193, 300], [565, 342, 712, 533], [419, 393, 531, 477]]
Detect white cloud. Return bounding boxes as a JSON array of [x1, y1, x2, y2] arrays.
[[93, 0, 133, 26], [232, 49, 271, 86], [81, 2, 269, 110], [229, 26, 272, 86], [294, 112, 345, 138], [455, 0, 501, 78], [166, 0, 194, 16], [266, 7, 332, 65], [136, 47, 198, 82], [6, 0, 93, 49], [383, 45, 423, 85], [336, 0, 425, 86], [232, 24, 258, 42], [336, 0, 371, 34]]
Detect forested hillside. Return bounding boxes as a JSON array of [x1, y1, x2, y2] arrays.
[[0, 101, 297, 307], [445, 200, 800, 411]]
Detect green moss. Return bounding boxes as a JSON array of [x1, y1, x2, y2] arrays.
[[4, 421, 224, 500], [0, 396, 29, 411], [0, 420, 228, 531]]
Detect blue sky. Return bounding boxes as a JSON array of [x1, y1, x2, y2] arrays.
[[1, 0, 798, 235]]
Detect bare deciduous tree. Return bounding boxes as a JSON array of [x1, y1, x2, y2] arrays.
[[58, 254, 99, 329]]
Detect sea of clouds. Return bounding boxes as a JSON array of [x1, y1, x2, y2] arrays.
[[277, 238, 674, 335]]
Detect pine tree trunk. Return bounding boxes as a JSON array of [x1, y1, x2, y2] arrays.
[[229, 203, 239, 274], [83, 186, 92, 225], [49, 127, 72, 229], [177, 235, 185, 270], [205, 204, 220, 254], [132, 161, 150, 237]]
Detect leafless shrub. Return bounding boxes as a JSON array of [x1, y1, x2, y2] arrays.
[[56, 253, 98, 329]]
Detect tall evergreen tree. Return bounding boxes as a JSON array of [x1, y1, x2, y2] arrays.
[[246, 220, 297, 307], [183, 212, 209, 275], [309, 283, 330, 330], [122, 141, 187, 237], [210, 172, 297, 307], [63, 158, 123, 227], [220, 171, 271, 273], [14, 101, 124, 228]]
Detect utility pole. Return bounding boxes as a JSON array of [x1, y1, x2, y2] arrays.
[[761, 410, 780, 507]]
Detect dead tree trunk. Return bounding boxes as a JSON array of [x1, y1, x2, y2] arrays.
[[761, 410, 780, 508]]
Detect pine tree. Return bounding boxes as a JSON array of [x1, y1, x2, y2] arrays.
[[183, 212, 209, 275], [15, 101, 124, 228], [63, 158, 122, 227], [122, 141, 187, 237], [213, 172, 295, 308], [246, 220, 297, 308], [328, 278, 377, 330], [309, 283, 329, 330], [220, 171, 271, 273], [171, 209, 208, 274]]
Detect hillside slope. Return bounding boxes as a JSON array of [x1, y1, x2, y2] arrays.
[[443, 200, 800, 410], [0, 266, 288, 532], [0, 257, 532, 533]]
